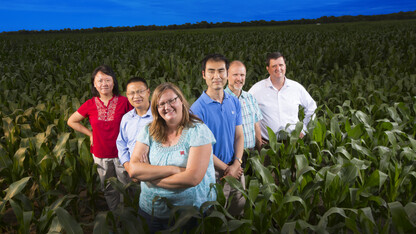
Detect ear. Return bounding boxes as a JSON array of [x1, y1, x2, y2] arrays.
[[202, 70, 206, 80]]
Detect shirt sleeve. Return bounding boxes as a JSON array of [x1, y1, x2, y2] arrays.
[[252, 95, 263, 123], [190, 102, 204, 122], [235, 98, 242, 126], [77, 99, 92, 117], [136, 125, 151, 146], [300, 87, 317, 133], [189, 123, 216, 147], [116, 118, 130, 165]]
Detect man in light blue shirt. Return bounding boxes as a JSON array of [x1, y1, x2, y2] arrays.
[[225, 60, 263, 153], [117, 77, 153, 174]]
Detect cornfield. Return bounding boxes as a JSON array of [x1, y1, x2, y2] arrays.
[[1, 19, 416, 233]]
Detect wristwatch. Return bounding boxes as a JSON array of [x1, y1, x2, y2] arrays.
[[235, 157, 243, 164]]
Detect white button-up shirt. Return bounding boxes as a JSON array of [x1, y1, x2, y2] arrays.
[[248, 77, 317, 140]]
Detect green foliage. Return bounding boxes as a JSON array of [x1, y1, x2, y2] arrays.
[[1, 20, 416, 232]]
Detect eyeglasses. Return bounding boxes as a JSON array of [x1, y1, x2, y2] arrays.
[[157, 96, 179, 109], [127, 88, 148, 97]]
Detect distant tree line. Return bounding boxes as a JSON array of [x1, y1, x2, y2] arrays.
[[3, 10, 416, 35]]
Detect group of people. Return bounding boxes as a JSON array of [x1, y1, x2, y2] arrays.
[[67, 52, 317, 232]]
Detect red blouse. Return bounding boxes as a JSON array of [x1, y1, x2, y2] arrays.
[[78, 95, 132, 158]]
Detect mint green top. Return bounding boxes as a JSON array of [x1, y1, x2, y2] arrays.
[[137, 122, 217, 218]]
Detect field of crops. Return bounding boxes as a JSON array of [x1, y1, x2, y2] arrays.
[[1, 19, 416, 233]]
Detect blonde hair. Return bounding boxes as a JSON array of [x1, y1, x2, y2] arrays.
[[149, 82, 201, 143]]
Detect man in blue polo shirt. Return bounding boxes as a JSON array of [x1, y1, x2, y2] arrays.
[[191, 54, 245, 216], [117, 77, 153, 175]]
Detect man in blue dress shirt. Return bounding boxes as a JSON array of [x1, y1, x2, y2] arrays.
[[117, 77, 153, 174]]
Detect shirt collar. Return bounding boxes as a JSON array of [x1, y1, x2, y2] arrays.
[[266, 76, 291, 89], [131, 104, 152, 118], [201, 90, 229, 104], [240, 90, 249, 99], [225, 86, 248, 99]]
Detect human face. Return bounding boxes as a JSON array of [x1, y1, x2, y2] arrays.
[[93, 71, 114, 96], [126, 82, 150, 111], [203, 59, 227, 91], [227, 63, 246, 94], [267, 57, 286, 80], [157, 89, 183, 124]]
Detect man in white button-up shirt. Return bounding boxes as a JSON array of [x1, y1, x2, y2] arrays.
[[248, 52, 317, 142]]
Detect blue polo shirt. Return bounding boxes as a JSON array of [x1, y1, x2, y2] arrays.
[[116, 106, 153, 165], [190, 91, 242, 164]]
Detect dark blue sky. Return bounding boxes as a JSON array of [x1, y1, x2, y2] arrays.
[[1, 0, 415, 32]]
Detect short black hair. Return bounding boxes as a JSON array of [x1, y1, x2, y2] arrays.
[[201, 54, 229, 72], [91, 65, 120, 97], [126, 77, 148, 89], [266, 52, 285, 67]]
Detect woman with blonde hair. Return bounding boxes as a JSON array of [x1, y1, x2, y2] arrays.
[[129, 82, 216, 232]]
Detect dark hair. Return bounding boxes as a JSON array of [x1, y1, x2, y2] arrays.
[[266, 52, 285, 67], [126, 77, 148, 89], [91, 65, 120, 97], [201, 54, 229, 72]]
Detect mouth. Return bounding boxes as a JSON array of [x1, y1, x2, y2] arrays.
[[164, 109, 175, 115], [163, 110, 175, 116]]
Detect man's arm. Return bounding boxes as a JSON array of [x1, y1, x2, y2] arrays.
[[116, 122, 131, 171], [251, 94, 264, 150], [254, 122, 262, 151], [300, 88, 317, 136], [213, 154, 229, 172], [224, 125, 244, 179]]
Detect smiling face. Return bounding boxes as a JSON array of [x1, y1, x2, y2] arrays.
[[126, 81, 150, 112], [267, 57, 286, 81], [157, 89, 183, 124], [227, 62, 246, 95], [93, 71, 114, 97], [203, 59, 228, 91]]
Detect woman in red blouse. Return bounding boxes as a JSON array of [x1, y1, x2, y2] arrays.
[[67, 65, 132, 211]]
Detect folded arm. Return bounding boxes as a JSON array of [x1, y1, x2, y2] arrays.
[[150, 143, 212, 189], [128, 141, 183, 181]]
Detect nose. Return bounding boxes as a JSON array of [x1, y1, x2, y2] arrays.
[[214, 71, 221, 78], [162, 103, 171, 110]]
